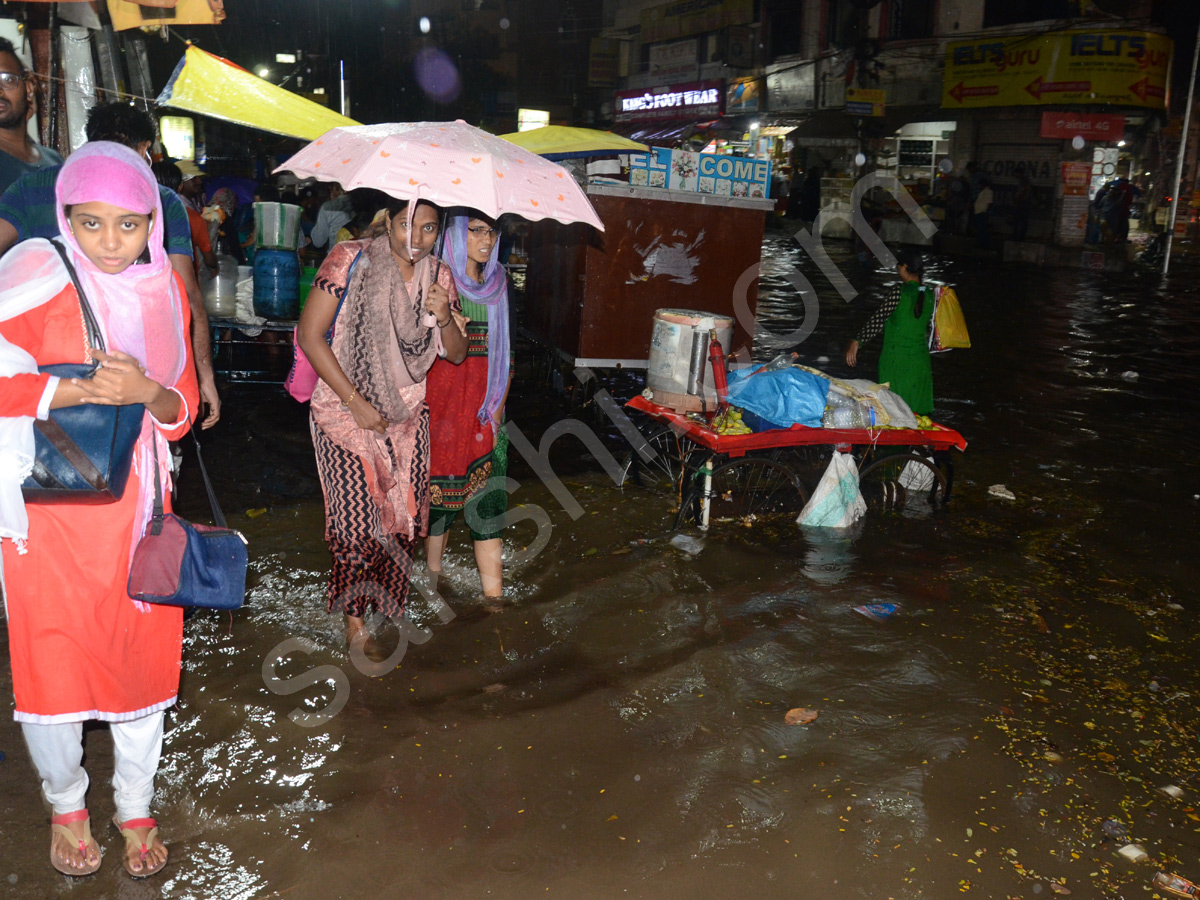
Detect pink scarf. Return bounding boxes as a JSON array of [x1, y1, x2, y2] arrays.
[[58, 143, 188, 602]]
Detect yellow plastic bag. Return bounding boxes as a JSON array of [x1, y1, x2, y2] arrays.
[[931, 285, 970, 351]]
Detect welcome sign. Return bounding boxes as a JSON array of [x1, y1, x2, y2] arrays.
[[629, 147, 772, 199]]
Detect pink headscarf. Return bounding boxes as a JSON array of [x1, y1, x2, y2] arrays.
[[55, 142, 186, 387]]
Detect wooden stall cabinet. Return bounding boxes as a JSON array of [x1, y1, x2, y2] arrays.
[[523, 183, 773, 369]]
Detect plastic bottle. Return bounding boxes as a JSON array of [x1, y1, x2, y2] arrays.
[[822, 402, 875, 429]]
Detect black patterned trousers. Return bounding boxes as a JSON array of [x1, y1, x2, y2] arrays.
[[311, 420, 418, 619]]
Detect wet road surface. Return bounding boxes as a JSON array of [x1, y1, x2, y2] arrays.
[[2, 231, 1200, 899]]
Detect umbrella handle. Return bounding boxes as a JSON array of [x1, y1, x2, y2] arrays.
[[433, 208, 447, 281]]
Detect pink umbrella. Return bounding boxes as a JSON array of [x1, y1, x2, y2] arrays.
[[274, 120, 604, 231]]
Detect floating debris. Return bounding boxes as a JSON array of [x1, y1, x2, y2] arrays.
[[853, 602, 899, 622], [1115, 843, 1148, 863], [1152, 872, 1200, 898], [669, 534, 704, 556], [988, 484, 1016, 501], [784, 707, 818, 725]]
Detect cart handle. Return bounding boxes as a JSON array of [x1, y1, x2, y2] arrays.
[[707, 329, 730, 410]]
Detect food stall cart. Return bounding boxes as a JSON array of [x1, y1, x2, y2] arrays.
[[522, 157, 775, 370]]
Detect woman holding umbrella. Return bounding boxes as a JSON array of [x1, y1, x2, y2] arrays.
[[297, 198, 467, 658], [425, 211, 511, 603]]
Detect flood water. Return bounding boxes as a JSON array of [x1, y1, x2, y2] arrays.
[[3, 231, 1200, 899]]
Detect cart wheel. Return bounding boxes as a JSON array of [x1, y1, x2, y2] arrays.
[[858, 452, 948, 510], [620, 423, 696, 494], [676, 457, 808, 531]]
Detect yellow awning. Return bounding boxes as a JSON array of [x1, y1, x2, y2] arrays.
[[498, 125, 648, 160], [156, 45, 358, 142]]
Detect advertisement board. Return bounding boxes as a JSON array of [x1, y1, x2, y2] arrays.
[[942, 30, 1171, 110], [1041, 112, 1125, 140], [615, 80, 723, 123], [629, 147, 771, 198], [641, 0, 754, 45], [846, 87, 885, 117], [649, 40, 699, 81]]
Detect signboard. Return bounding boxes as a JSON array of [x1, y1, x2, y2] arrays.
[[588, 38, 619, 89], [518, 109, 550, 132], [630, 147, 772, 198], [767, 64, 815, 111], [1041, 112, 1125, 140], [160, 115, 195, 160], [649, 40, 698, 80], [846, 87, 885, 117], [615, 80, 723, 123], [942, 30, 1172, 109], [727, 77, 762, 114], [107, 0, 225, 30], [1061, 161, 1092, 196], [641, 0, 754, 45]]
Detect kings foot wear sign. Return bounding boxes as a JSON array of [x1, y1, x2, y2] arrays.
[[615, 80, 724, 123], [630, 147, 771, 198], [942, 29, 1171, 110]]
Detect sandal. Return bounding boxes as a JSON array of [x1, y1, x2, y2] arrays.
[[111, 816, 167, 878], [49, 809, 101, 877]]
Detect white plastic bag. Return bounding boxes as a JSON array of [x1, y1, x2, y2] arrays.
[[798, 453, 867, 528], [899, 459, 935, 492]]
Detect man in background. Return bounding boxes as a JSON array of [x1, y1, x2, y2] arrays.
[[0, 38, 62, 192], [309, 183, 353, 253], [0, 102, 220, 427], [154, 159, 216, 274]]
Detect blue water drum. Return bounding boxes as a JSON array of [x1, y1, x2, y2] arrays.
[[253, 249, 301, 320]]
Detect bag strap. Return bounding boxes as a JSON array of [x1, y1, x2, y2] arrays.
[[324, 249, 364, 342], [49, 240, 105, 355], [150, 421, 228, 531]]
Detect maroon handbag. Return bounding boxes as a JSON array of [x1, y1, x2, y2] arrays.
[[127, 429, 247, 609]]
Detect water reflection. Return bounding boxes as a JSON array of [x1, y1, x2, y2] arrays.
[[4, 235, 1200, 898]]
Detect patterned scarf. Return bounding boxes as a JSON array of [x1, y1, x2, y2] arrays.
[[311, 235, 451, 537]]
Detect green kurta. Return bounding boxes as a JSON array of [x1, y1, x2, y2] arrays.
[[877, 282, 934, 416]]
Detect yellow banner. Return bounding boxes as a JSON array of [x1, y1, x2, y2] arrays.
[[641, 0, 753, 45], [942, 29, 1171, 110], [157, 46, 357, 142]]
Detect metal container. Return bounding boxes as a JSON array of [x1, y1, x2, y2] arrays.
[[646, 309, 733, 412]]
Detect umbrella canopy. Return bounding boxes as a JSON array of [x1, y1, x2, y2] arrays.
[[157, 45, 358, 142], [274, 121, 604, 231], [498, 125, 648, 160]]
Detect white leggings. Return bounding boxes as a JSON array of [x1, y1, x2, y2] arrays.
[[21, 712, 164, 822]]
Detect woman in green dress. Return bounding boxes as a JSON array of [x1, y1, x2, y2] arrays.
[[844, 248, 933, 415]]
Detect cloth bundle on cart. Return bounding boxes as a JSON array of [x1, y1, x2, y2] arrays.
[[725, 366, 829, 429]]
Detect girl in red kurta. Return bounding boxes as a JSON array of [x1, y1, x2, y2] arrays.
[[0, 143, 197, 880]]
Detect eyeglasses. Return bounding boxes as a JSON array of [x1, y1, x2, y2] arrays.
[[0, 72, 25, 89], [467, 225, 497, 238]]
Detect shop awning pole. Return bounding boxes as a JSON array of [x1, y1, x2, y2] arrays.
[[1164, 14, 1200, 275]]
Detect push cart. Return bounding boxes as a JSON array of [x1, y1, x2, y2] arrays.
[[622, 392, 968, 531]]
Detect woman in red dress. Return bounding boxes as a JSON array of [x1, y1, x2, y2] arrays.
[[0, 143, 198, 879], [425, 211, 511, 603]]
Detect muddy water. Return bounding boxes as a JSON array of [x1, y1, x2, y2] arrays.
[[3, 234, 1200, 899]]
